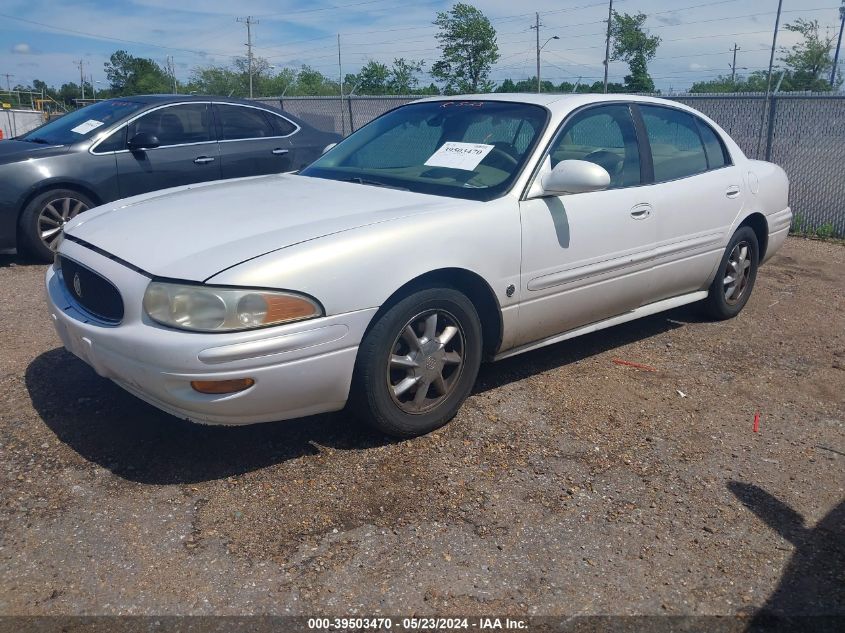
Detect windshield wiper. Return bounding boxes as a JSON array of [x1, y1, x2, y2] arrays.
[[23, 137, 52, 144], [341, 176, 408, 191]]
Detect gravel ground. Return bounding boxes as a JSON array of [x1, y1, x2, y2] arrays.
[[0, 236, 842, 618]]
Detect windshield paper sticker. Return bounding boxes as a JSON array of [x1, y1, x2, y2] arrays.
[[424, 142, 494, 171], [70, 119, 105, 135]]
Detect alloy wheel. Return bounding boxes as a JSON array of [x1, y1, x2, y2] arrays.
[[38, 197, 88, 251], [387, 309, 465, 414], [723, 240, 752, 305]]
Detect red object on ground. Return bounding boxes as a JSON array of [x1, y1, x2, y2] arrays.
[[612, 358, 657, 372], [753, 412, 760, 433]]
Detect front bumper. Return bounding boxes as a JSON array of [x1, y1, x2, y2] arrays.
[[46, 240, 376, 425]]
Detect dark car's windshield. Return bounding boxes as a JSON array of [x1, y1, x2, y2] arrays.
[[301, 101, 548, 201], [21, 99, 145, 145]]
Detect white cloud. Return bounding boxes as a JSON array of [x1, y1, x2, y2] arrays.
[[12, 43, 32, 54]]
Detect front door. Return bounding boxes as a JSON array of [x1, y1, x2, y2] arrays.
[[517, 103, 657, 347], [115, 102, 220, 198]]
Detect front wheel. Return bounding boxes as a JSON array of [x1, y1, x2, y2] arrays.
[[703, 226, 759, 320], [18, 189, 93, 262], [350, 287, 483, 438]]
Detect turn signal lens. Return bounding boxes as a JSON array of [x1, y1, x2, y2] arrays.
[[191, 378, 255, 394]]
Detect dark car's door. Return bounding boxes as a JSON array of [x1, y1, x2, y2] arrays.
[[213, 103, 295, 178], [113, 102, 221, 197]]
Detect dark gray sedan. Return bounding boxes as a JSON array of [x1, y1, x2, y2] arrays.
[[0, 95, 339, 260]]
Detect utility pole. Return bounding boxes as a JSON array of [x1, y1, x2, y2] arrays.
[[534, 13, 541, 93], [166, 56, 178, 94], [729, 43, 741, 83], [831, 0, 845, 88], [237, 16, 259, 98], [2, 73, 13, 92], [756, 0, 783, 157], [603, 0, 614, 93], [74, 59, 86, 100], [338, 34, 346, 135]]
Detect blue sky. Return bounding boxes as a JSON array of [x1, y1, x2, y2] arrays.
[[1, 0, 843, 92]]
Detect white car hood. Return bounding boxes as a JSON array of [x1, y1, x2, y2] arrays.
[[65, 174, 460, 281]]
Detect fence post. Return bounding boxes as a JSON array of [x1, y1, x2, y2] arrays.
[[278, 97, 284, 112], [765, 95, 778, 162], [347, 96, 355, 134]]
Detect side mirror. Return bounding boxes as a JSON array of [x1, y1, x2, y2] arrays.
[[541, 159, 610, 195], [322, 142, 337, 155], [127, 132, 160, 151]]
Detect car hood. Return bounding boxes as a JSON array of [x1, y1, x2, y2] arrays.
[[65, 173, 465, 281], [0, 139, 69, 165]]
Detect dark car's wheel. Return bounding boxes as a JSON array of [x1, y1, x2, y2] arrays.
[[19, 189, 93, 261], [703, 226, 759, 320], [350, 287, 483, 438]]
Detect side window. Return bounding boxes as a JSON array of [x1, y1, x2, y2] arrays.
[[128, 104, 213, 147], [266, 112, 297, 136], [640, 105, 708, 182], [548, 104, 641, 188], [95, 126, 127, 153], [696, 119, 730, 169], [215, 104, 274, 140]]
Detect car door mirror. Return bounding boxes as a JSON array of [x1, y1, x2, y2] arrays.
[[127, 132, 160, 151], [322, 142, 337, 155], [541, 159, 610, 195]]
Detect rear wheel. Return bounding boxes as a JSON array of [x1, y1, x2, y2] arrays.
[[19, 189, 93, 261], [704, 226, 759, 320], [350, 287, 483, 438]]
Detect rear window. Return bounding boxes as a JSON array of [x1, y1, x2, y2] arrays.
[[215, 104, 274, 140]]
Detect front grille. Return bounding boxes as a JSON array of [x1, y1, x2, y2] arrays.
[[59, 256, 124, 323]]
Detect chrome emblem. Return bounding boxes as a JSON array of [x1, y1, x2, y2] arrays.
[[72, 273, 82, 297]]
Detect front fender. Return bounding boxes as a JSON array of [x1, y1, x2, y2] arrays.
[[206, 198, 522, 344]]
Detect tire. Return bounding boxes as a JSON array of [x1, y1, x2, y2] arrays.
[[18, 189, 93, 262], [350, 287, 483, 438], [703, 226, 759, 320]]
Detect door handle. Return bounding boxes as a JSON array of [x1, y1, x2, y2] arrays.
[[630, 203, 652, 220], [726, 185, 741, 198], [271, 148, 289, 155], [194, 156, 215, 164]]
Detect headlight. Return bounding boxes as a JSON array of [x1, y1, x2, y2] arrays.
[[143, 281, 322, 332]]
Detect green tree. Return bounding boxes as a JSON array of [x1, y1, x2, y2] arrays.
[[104, 50, 171, 94], [346, 60, 390, 94], [780, 19, 839, 91], [609, 11, 660, 93], [389, 58, 425, 94], [431, 3, 499, 94]]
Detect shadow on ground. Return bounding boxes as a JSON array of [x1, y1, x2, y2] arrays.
[[26, 305, 702, 486], [728, 481, 845, 630]]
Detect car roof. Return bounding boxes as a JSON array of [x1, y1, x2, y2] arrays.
[[412, 92, 700, 116]]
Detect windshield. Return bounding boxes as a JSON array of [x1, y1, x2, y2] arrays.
[[21, 99, 145, 145], [301, 100, 548, 201]]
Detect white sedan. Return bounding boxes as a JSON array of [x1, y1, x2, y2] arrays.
[[46, 94, 791, 437]]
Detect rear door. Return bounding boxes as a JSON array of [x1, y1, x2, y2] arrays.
[[634, 104, 744, 301], [115, 102, 220, 197], [213, 103, 296, 178]]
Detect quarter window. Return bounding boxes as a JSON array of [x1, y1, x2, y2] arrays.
[[696, 119, 729, 169], [215, 104, 274, 140], [95, 127, 127, 152], [267, 113, 297, 136], [128, 104, 213, 147], [639, 105, 708, 182], [548, 104, 641, 188]]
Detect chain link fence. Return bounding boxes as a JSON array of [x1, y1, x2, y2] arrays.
[[257, 94, 845, 236]]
